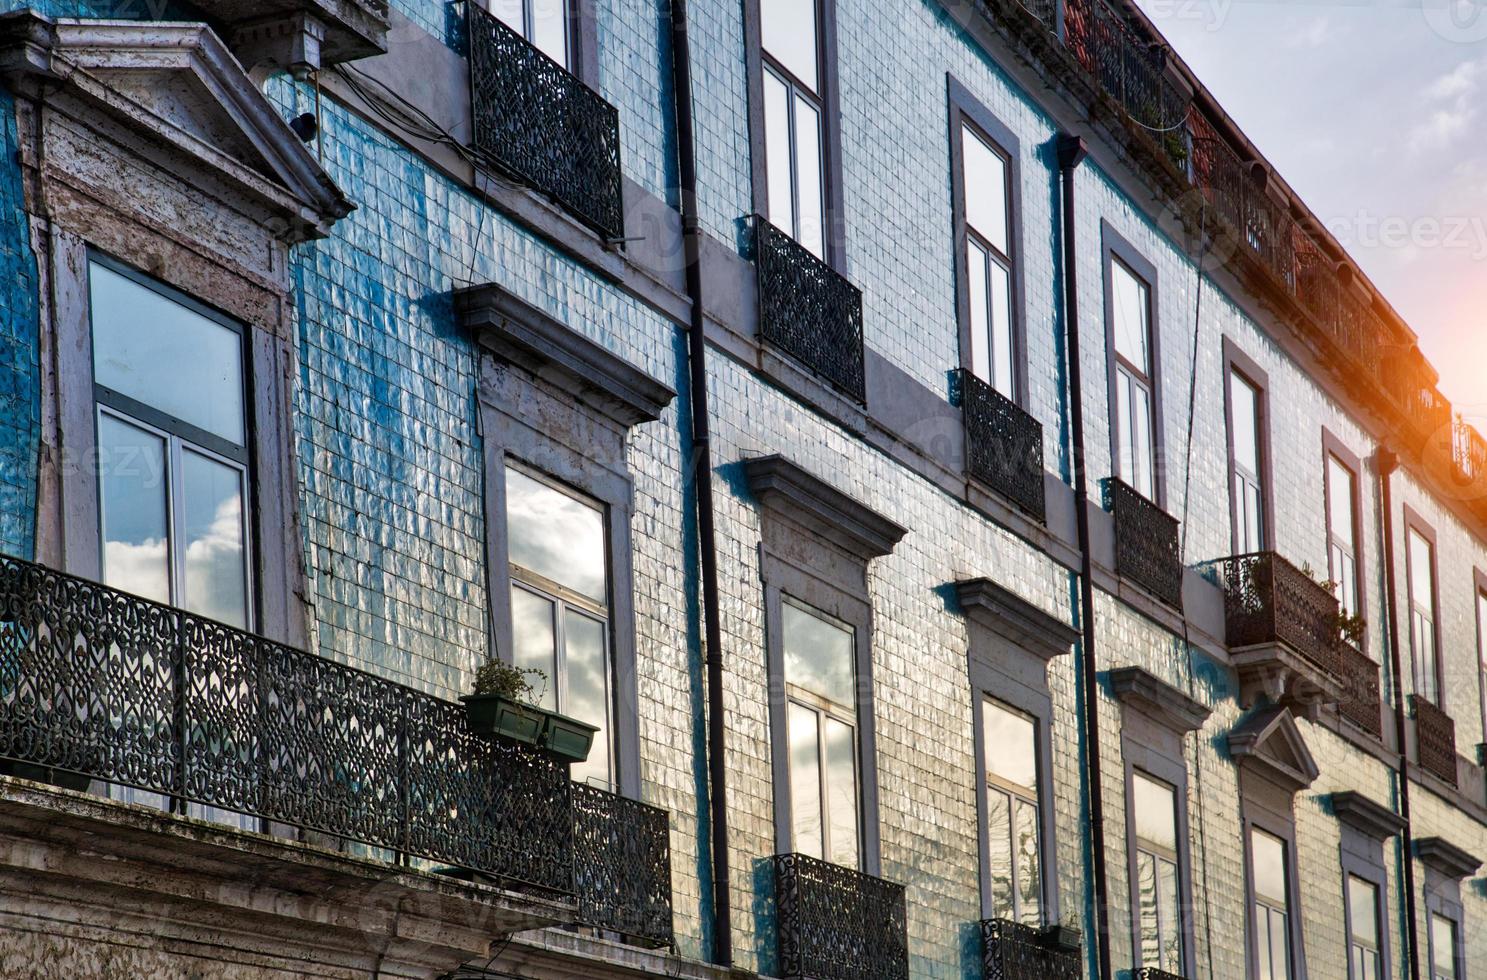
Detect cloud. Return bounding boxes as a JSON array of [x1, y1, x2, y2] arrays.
[[1285, 16, 1332, 49], [1410, 57, 1487, 153]]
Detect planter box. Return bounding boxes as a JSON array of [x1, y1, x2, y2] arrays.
[[461, 694, 598, 764], [541, 713, 599, 764]]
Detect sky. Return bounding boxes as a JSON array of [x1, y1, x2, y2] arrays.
[[1130, 0, 1487, 424]]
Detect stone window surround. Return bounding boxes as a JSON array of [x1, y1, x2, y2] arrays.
[[1222, 336, 1275, 554], [458, 283, 675, 800], [746, 453, 906, 876], [1322, 428, 1369, 636], [1330, 790, 1405, 980], [957, 576, 1077, 923], [1476, 568, 1487, 754], [1101, 220, 1168, 509], [1403, 503, 1444, 710], [946, 73, 1030, 409], [1415, 836, 1479, 980], [741, 0, 849, 271], [1110, 665, 1208, 978]]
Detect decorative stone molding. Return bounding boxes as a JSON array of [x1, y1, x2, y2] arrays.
[[200, 0, 388, 75], [744, 455, 907, 561], [1110, 665, 1210, 733], [1415, 837, 1482, 881], [458, 283, 675, 429], [1330, 791, 1405, 841], [0, 13, 353, 241], [1227, 705, 1319, 795], [955, 578, 1077, 662]]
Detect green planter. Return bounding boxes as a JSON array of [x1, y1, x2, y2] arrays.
[[540, 712, 599, 764], [460, 694, 543, 746]]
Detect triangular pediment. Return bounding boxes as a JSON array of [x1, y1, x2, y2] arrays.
[[1228, 705, 1319, 794], [0, 13, 351, 240]]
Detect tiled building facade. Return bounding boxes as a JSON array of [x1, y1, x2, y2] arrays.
[[0, 0, 1484, 978]]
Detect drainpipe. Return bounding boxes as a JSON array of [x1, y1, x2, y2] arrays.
[[1377, 447, 1420, 980], [1058, 133, 1112, 980], [668, 0, 732, 965]]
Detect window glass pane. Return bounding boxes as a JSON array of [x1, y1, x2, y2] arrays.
[[1015, 796, 1041, 924], [963, 126, 1009, 254], [968, 242, 991, 383], [793, 94, 825, 259], [1230, 370, 1261, 476], [180, 449, 247, 629], [530, 0, 568, 66], [1432, 914, 1457, 976], [1348, 876, 1378, 946], [1251, 828, 1288, 905], [99, 413, 170, 604], [788, 701, 823, 859], [511, 586, 558, 710], [824, 715, 859, 869], [1110, 259, 1150, 372], [1133, 771, 1177, 851], [1409, 528, 1434, 610], [489, 0, 525, 32], [782, 601, 855, 707], [506, 466, 607, 603], [760, 0, 819, 90], [986, 788, 1014, 920], [989, 258, 1014, 398], [1118, 369, 1155, 499], [1477, 590, 1487, 670], [763, 71, 795, 239], [1137, 850, 1159, 964], [1328, 456, 1356, 552], [1270, 908, 1290, 979], [565, 609, 610, 788], [1158, 856, 1181, 970], [983, 699, 1037, 791], [90, 262, 244, 446]]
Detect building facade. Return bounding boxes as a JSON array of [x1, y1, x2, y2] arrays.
[[0, 0, 1483, 978]]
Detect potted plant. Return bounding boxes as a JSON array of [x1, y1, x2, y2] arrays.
[[460, 660, 547, 746]]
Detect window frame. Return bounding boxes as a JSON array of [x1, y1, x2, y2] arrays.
[[1335, 806, 1394, 980], [1122, 751, 1197, 976], [1322, 429, 1367, 630], [1221, 339, 1274, 555], [1101, 222, 1166, 507], [1476, 569, 1487, 752], [744, 0, 847, 270], [479, 0, 598, 83], [1244, 820, 1302, 980], [1426, 904, 1463, 980], [947, 75, 1027, 407], [977, 695, 1045, 925], [1403, 505, 1443, 708]]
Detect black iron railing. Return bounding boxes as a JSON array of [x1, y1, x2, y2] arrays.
[[1412, 695, 1457, 786], [1211, 551, 1341, 678], [981, 919, 1082, 980], [1104, 478, 1183, 610], [572, 782, 674, 947], [956, 369, 1046, 522], [1134, 969, 1188, 980], [1336, 641, 1382, 738], [468, 3, 623, 240], [773, 852, 908, 980], [753, 216, 866, 403]]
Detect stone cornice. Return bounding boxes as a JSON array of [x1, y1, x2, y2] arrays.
[[743, 455, 906, 561], [1329, 791, 1405, 841], [1415, 836, 1481, 881], [1228, 705, 1319, 795], [1109, 666, 1209, 733], [955, 578, 1077, 662]]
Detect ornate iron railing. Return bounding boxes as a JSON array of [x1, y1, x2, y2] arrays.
[[773, 852, 908, 980], [1412, 695, 1457, 786], [1212, 551, 1342, 678], [753, 215, 866, 403], [981, 919, 1082, 980], [1134, 969, 1188, 980], [955, 369, 1046, 522], [468, 3, 623, 240], [0, 552, 575, 893], [1104, 478, 1184, 610], [572, 782, 674, 948], [1336, 641, 1382, 738]]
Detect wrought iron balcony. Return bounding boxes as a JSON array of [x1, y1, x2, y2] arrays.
[[1104, 478, 1184, 610], [753, 216, 866, 403], [955, 369, 1046, 522], [1134, 969, 1189, 980], [981, 918, 1082, 980], [572, 782, 674, 947], [468, 3, 623, 240], [1412, 695, 1458, 787], [1336, 641, 1382, 739], [773, 852, 908, 980]]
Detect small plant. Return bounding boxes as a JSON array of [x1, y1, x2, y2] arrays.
[[471, 659, 546, 704], [1336, 609, 1367, 649]]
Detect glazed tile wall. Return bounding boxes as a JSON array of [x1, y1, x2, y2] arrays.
[[0, 90, 37, 560]]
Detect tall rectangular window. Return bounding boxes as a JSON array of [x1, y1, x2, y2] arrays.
[[1327, 453, 1361, 618], [1110, 257, 1157, 500], [983, 698, 1042, 925], [960, 122, 1015, 397], [1478, 584, 1487, 752], [1407, 524, 1440, 704], [783, 599, 860, 869], [488, 0, 570, 67], [1430, 912, 1458, 980], [1251, 828, 1292, 980], [1228, 367, 1265, 552], [760, 0, 826, 258], [91, 259, 251, 630], [1348, 875, 1382, 980], [506, 464, 613, 788], [1133, 772, 1183, 973]]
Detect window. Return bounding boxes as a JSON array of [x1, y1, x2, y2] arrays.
[[1132, 772, 1183, 973], [488, 0, 570, 67], [1478, 579, 1487, 751], [1406, 519, 1440, 705], [782, 598, 860, 869], [1228, 367, 1266, 552], [1347, 875, 1382, 980], [983, 698, 1042, 925], [960, 121, 1015, 397], [759, 0, 827, 257], [506, 464, 612, 788], [1251, 827, 1292, 980], [91, 258, 252, 630], [1430, 912, 1459, 980], [1109, 256, 1157, 500], [1326, 450, 1361, 618]]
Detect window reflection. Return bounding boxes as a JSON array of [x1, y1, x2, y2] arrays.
[[1132, 771, 1183, 973], [982, 699, 1041, 925]]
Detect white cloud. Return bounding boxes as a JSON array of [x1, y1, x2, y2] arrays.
[[1409, 57, 1486, 153], [1285, 16, 1332, 49]]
